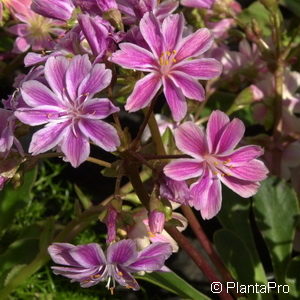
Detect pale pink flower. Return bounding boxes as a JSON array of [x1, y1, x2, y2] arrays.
[[164, 110, 268, 219]]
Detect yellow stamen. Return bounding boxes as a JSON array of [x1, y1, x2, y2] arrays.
[[148, 231, 156, 238], [117, 271, 123, 276], [92, 274, 101, 279], [166, 51, 171, 56]]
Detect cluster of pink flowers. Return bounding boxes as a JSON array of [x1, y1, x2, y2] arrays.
[[0, 0, 282, 292]]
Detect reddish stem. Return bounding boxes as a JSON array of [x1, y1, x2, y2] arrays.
[[165, 226, 233, 300], [181, 206, 235, 283]]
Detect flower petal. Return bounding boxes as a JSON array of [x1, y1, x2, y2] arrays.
[[113, 265, 140, 290], [190, 168, 222, 219], [13, 37, 30, 53], [162, 13, 184, 51], [125, 73, 162, 112], [181, 0, 214, 9], [128, 243, 172, 271], [107, 240, 137, 265], [83, 98, 119, 119], [51, 266, 100, 280], [65, 55, 91, 100], [155, 0, 179, 20], [45, 56, 69, 97], [164, 159, 203, 181], [60, 125, 90, 167], [219, 175, 260, 198], [69, 244, 106, 267], [21, 80, 62, 107], [78, 119, 120, 152], [163, 76, 186, 122], [174, 121, 207, 158], [219, 145, 264, 165], [111, 43, 158, 72], [29, 121, 68, 155], [225, 160, 268, 181], [137, 242, 172, 260], [215, 118, 245, 154], [170, 71, 205, 101], [206, 110, 230, 153], [174, 58, 222, 79], [15, 106, 65, 126], [140, 12, 163, 58], [77, 64, 112, 98], [48, 243, 78, 265], [175, 28, 213, 61]]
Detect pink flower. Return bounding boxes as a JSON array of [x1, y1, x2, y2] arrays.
[[164, 110, 268, 219], [48, 240, 172, 290], [15, 55, 120, 167], [128, 208, 187, 252], [6, 0, 64, 53], [111, 13, 222, 121]]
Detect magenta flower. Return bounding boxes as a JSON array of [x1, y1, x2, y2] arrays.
[[15, 55, 120, 167], [164, 110, 268, 219], [181, 0, 215, 9], [111, 13, 222, 121], [48, 240, 172, 290]]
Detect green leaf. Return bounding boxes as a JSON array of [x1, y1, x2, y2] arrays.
[[227, 87, 256, 115], [0, 168, 37, 234], [214, 229, 268, 300], [0, 238, 39, 287], [253, 177, 300, 283], [137, 271, 211, 300], [285, 256, 300, 298], [280, 0, 300, 17], [217, 187, 269, 292], [237, 2, 272, 36]]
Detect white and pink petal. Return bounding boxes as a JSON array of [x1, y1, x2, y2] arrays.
[[78, 119, 120, 152], [162, 76, 186, 122], [125, 73, 162, 112], [29, 121, 68, 155], [174, 122, 207, 158], [164, 159, 203, 181], [170, 71, 205, 101], [60, 125, 90, 167]]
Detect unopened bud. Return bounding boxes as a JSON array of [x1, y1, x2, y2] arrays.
[[148, 210, 165, 235]]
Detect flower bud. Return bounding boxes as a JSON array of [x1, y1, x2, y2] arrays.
[[148, 210, 165, 235], [105, 206, 118, 243]]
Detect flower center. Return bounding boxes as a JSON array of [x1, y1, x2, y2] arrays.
[[159, 50, 177, 75], [28, 15, 52, 39], [204, 155, 233, 177]]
